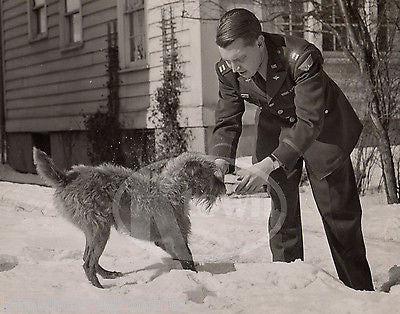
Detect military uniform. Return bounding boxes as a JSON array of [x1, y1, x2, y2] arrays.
[[212, 32, 374, 291]]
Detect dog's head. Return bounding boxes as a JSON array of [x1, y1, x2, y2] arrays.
[[163, 153, 226, 209]]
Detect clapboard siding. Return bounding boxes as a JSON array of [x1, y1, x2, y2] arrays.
[[8, 36, 106, 73], [5, 32, 59, 60], [3, 11, 26, 33], [2, 0, 24, 11], [6, 116, 87, 133], [6, 76, 107, 101], [6, 64, 107, 91], [7, 101, 105, 119], [7, 87, 107, 109], [145, 0, 207, 128], [120, 96, 150, 113], [3, 0, 208, 133], [3, 0, 120, 132], [2, 1, 26, 22], [3, 23, 27, 41], [83, 0, 116, 16], [5, 49, 106, 81]]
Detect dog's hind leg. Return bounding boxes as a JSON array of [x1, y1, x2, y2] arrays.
[[82, 229, 103, 288], [83, 236, 122, 279], [82, 225, 117, 288], [94, 227, 123, 279]]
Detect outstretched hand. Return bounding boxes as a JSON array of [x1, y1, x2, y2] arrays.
[[234, 158, 276, 195]]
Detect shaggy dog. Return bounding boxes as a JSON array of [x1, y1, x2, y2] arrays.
[[33, 148, 226, 288]]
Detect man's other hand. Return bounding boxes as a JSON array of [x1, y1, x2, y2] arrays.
[[234, 157, 276, 194]]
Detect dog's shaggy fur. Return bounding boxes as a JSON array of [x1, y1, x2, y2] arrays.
[[33, 148, 226, 288]]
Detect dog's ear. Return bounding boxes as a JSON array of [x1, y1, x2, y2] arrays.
[[183, 160, 200, 177], [213, 168, 224, 181]]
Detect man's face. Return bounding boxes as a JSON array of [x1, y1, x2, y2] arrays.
[[218, 36, 264, 79]]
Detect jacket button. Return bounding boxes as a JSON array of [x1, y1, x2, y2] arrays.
[[269, 102, 275, 107], [277, 109, 283, 114], [289, 117, 296, 123], [325, 109, 329, 114]]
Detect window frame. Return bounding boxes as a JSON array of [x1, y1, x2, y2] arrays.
[[321, 0, 347, 52], [59, 0, 83, 51], [117, 0, 148, 70], [28, 0, 48, 42], [273, 0, 305, 38]]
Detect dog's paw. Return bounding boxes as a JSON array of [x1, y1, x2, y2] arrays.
[[180, 260, 198, 273], [100, 270, 124, 279]]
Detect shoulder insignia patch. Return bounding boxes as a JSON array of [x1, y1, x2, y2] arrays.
[[298, 54, 314, 72]]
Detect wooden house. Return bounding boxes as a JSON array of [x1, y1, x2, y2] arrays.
[[1, 0, 370, 173]]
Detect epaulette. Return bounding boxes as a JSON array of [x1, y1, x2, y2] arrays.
[[216, 60, 231, 76], [283, 35, 310, 64]]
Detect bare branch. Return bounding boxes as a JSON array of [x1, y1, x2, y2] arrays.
[[335, 0, 361, 50], [306, 9, 359, 66]]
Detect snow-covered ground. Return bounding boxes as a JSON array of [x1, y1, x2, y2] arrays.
[[1, 162, 400, 313]]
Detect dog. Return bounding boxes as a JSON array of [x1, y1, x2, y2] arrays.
[[33, 148, 226, 288]]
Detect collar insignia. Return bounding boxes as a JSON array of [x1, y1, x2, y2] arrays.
[[218, 63, 226, 73]]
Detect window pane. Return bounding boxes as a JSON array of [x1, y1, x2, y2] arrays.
[[322, 30, 334, 51], [126, 0, 144, 11], [130, 35, 145, 61], [335, 26, 346, 51], [66, 0, 80, 13], [33, 0, 45, 7], [39, 8, 47, 33], [70, 13, 82, 42], [275, 0, 304, 37], [128, 9, 145, 62]]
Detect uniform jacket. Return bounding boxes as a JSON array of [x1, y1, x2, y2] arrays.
[[212, 32, 362, 180]]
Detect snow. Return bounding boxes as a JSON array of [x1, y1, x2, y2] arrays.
[[1, 162, 400, 313]]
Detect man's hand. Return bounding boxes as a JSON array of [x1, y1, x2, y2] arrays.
[[234, 157, 278, 195]]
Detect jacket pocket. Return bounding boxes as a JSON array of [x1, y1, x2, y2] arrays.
[[303, 140, 344, 180]]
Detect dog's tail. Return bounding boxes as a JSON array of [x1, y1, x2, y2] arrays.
[[33, 147, 67, 187]]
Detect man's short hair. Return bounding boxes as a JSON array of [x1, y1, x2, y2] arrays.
[[216, 8, 262, 48]]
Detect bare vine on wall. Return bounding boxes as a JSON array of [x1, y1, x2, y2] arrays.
[[149, 6, 190, 161], [84, 21, 123, 165]]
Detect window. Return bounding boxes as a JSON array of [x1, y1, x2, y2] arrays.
[[322, 0, 346, 51], [28, 0, 48, 41], [60, 0, 83, 49], [118, 0, 147, 68], [274, 0, 305, 38]]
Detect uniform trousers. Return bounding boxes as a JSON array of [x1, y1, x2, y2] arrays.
[[267, 157, 374, 291]]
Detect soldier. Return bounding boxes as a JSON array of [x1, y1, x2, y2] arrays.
[[212, 8, 374, 291]]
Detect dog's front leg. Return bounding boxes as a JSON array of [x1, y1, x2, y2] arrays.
[[151, 205, 197, 272], [159, 233, 197, 272], [83, 248, 103, 289]]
